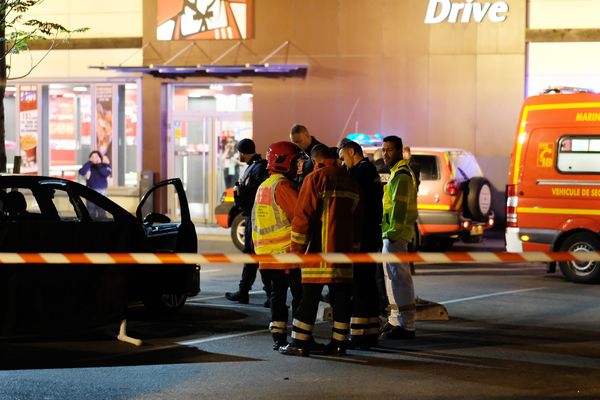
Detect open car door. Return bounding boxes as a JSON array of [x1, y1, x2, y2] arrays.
[[135, 178, 199, 313], [136, 178, 197, 253]]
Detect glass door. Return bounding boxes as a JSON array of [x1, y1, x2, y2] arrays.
[[170, 113, 252, 223], [167, 84, 253, 223], [171, 115, 217, 222]]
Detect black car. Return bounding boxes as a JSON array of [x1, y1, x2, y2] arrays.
[[0, 175, 199, 335]]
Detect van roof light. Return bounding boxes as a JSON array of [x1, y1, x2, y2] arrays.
[[541, 86, 595, 95]]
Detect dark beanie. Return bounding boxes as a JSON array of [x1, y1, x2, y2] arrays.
[[236, 138, 255, 154]]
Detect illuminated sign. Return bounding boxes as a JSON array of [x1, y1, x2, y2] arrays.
[[157, 0, 254, 40], [424, 0, 509, 24]]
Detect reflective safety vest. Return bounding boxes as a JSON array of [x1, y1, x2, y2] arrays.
[[252, 174, 292, 257], [382, 159, 418, 243]]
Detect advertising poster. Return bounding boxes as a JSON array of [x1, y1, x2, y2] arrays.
[[95, 85, 113, 159], [19, 86, 38, 174], [49, 93, 77, 175], [156, 0, 253, 40]]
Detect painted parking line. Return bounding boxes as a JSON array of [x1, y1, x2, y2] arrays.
[[197, 235, 231, 242], [178, 328, 269, 346], [439, 287, 547, 305], [417, 267, 543, 274], [178, 287, 549, 347], [189, 290, 264, 301]]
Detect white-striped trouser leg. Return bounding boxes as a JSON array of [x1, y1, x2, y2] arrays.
[[332, 321, 350, 342], [366, 317, 381, 335], [350, 316, 370, 337], [291, 318, 313, 344], [270, 321, 288, 335]]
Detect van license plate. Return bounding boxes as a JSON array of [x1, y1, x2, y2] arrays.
[[470, 225, 483, 236]]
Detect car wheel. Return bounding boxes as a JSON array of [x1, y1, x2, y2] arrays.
[[558, 232, 600, 283], [465, 177, 492, 221], [409, 224, 421, 251], [143, 293, 188, 314], [230, 213, 246, 252]]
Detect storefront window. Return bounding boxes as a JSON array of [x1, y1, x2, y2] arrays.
[[3, 82, 140, 188]]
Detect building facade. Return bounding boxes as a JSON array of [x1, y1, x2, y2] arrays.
[[7, 0, 600, 222]]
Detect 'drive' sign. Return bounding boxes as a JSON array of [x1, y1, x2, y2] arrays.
[[424, 0, 509, 24]]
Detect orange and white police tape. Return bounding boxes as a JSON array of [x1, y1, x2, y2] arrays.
[[0, 251, 598, 264]]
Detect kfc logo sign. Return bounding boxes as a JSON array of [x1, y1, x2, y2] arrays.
[[424, 0, 509, 24]]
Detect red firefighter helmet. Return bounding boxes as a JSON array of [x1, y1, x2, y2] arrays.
[[266, 141, 303, 174]]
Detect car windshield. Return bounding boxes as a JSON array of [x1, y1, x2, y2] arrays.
[[448, 152, 483, 180]]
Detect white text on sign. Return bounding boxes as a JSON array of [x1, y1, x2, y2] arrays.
[[424, 0, 509, 24]]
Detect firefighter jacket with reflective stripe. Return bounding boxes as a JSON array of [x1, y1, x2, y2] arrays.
[[382, 159, 418, 243], [291, 160, 363, 284], [252, 173, 299, 270]]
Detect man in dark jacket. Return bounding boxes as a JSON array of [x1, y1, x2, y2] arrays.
[[225, 139, 271, 305], [289, 124, 323, 187], [339, 140, 383, 348]]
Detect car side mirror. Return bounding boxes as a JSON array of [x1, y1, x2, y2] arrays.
[[143, 212, 171, 224]]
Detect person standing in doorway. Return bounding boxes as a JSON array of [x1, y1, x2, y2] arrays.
[[79, 150, 112, 219], [379, 135, 418, 340], [225, 139, 271, 305]]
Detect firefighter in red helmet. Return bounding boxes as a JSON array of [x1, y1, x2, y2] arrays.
[[252, 141, 304, 350]]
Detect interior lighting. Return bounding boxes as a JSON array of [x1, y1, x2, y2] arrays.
[[73, 86, 88, 92]]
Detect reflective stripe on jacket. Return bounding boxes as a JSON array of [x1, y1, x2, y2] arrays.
[[291, 160, 362, 284], [252, 174, 298, 270], [382, 159, 418, 243]]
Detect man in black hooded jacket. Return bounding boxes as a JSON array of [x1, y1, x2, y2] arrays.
[[225, 138, 271, 305]]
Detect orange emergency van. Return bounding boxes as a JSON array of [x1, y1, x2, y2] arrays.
[[506, 88, 600, 283]]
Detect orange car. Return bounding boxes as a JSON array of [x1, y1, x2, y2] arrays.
[[409, 147, 495, 249], [214, 187, 246, 251], [216, 146, 496, 251], [506, 87, 600, 283]]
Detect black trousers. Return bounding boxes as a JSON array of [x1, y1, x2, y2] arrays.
[[261, 269, 302, 323], [239, 215, 271, 296], [374, 263, 389, 315], [351, 263, 381, 338], [291, 282, 352, 346]]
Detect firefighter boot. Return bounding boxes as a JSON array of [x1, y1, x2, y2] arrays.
[[272, 333, 288, 351]]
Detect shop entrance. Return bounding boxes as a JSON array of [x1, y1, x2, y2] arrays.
[[168, 84, 253, 223]]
